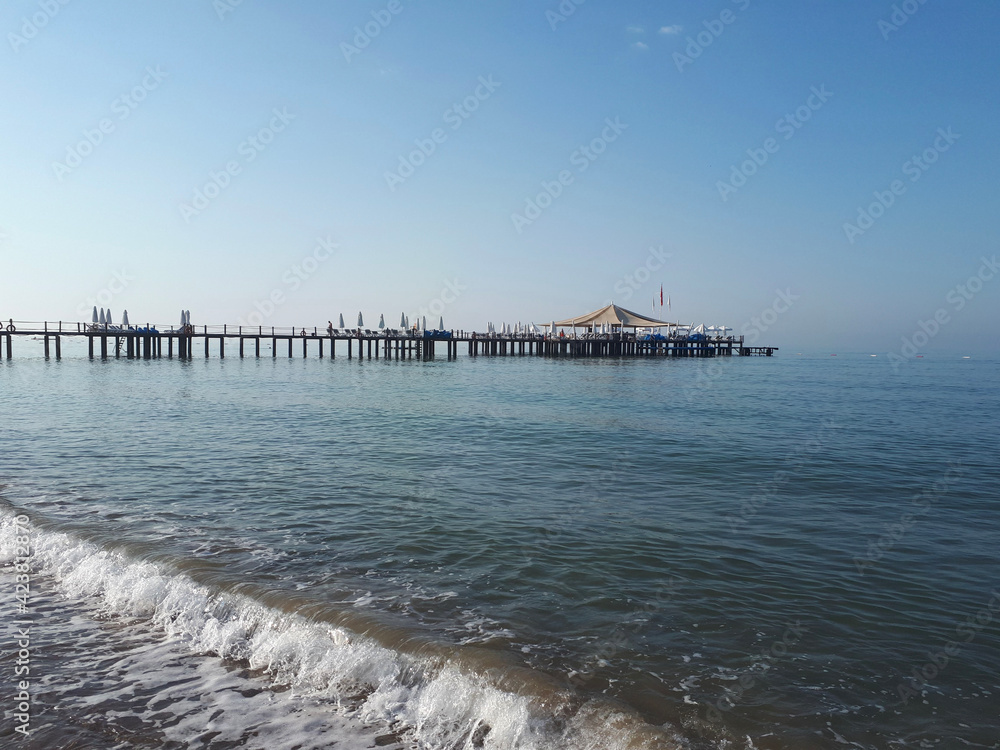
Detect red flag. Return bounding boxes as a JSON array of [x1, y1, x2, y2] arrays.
[[660, 285, 663, 306]]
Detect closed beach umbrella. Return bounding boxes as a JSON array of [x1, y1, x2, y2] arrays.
[[439, 316, 444, 330], [357, 311, 363, 327], [339, 313, 345, 329], [180, 310, 186, 327], [106, 309, 112, 326], [378, 314, 385, 329], [92, 306, 99, 323], [185, 310, 191, 326], [550, 320, 556, 337], [400, 312, 406, 328], [99, 308, 106, 325], [122, 310, 129, 326], [422, 316, 427, 331]]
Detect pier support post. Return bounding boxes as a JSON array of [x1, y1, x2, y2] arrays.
[[55, 335, 61, 360], [44, 335, 50, 359], [303, 338, 307, 358], [348, 338, 352, 359], [100, 335, 108, 359], [288, 338, 293, 358], [256, 338, 260, 357]]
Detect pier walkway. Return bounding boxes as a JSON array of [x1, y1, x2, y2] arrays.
[[0, 321, 777, 361]]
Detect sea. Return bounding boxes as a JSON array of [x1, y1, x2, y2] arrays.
[[1, 342, 997, 750]]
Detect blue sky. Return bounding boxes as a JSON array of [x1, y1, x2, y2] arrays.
[[1, 0, 997, 352]]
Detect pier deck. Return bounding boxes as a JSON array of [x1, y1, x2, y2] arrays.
[[0, 321, 776, 361]]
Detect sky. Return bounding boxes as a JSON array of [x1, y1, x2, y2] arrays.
[[1, 0, 998, 353]]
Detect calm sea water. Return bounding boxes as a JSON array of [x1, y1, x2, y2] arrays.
[[1, 345, 998, 749]]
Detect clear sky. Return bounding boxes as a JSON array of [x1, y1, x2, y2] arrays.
[[1, 0, 998, 353]]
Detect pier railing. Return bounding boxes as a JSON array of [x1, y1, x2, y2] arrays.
[[1, 320, 769, 360], [2, 320, 744, 343]]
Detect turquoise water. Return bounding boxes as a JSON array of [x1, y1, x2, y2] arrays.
[[1, 351, 998, 749]]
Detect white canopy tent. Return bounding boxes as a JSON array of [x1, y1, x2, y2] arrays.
[[548, 303, 676, 333]]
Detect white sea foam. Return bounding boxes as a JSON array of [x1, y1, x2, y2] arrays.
[[0, 511, 681, 750]]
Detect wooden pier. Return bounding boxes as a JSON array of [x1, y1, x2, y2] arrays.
[[0, 321, 777, 362]]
